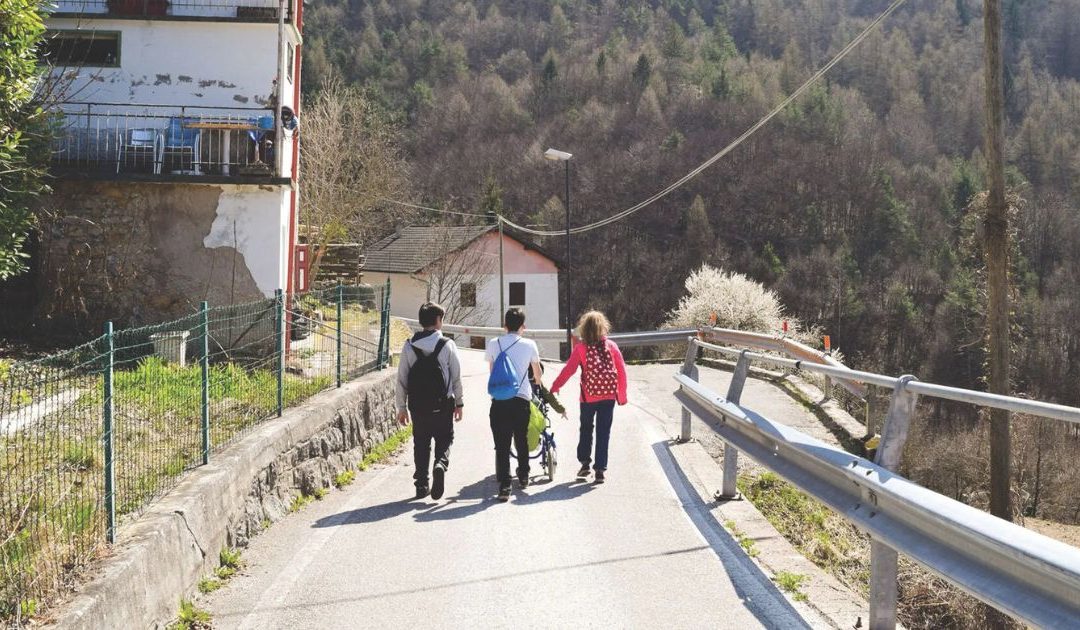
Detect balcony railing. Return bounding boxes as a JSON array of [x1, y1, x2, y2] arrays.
[[51, 0, 291, 21], [51, 103, 286, 180]]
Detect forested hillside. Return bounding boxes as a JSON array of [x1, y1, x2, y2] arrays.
[[301, 0, 1080, 408]]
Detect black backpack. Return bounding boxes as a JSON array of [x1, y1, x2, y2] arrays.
[[406, 338, 450, 414]]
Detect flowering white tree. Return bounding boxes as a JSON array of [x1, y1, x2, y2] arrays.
[[666, 265, 819, 346]]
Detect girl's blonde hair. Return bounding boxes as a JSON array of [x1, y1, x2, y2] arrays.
[[576, 310, 611, 345]]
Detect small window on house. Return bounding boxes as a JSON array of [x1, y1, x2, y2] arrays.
[[460, 282, 477, 308], [470, 336, 486, 350], [40, 31, 121, 67], [286, 44, 295, 83], [509, 282, 526, 306]]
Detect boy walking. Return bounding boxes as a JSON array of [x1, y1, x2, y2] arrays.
[[396, 303, 463, 500], [486, 308, 543, 503]]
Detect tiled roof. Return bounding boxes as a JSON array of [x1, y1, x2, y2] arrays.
[[363, 225, 496, 273]]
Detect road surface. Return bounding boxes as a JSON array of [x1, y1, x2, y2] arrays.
[[203, 350, 826, 629]]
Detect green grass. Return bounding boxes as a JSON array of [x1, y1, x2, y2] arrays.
[[197, 577, 223, 594], [219, 547, 242, 570], [774, 571, 809, 601], [289, 494, 314, 513], [333, 470, 356, 488], [313, 487, 329, 500], [723, 519, 760, 558], [358, 425, 413, 471], [170, 599, 211, 630]]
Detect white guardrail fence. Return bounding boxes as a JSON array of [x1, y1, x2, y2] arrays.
[[400, 319, 1080, 629]]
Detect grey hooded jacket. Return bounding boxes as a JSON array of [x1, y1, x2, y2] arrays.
[[395, 329, 464, 413]]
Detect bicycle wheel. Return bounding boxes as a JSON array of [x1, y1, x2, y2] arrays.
[[545, 442, 557, 480]]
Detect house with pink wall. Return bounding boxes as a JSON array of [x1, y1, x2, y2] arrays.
[[363, 225, 562, 357]]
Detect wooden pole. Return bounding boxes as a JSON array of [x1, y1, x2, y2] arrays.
[[982, 1, 1013, 625], [982, 0, 1011, 524]]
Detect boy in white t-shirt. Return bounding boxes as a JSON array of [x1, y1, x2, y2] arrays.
[[485, 308, 543, 503]]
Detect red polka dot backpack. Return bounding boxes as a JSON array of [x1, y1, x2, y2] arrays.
[[582, 341, 618, 399]]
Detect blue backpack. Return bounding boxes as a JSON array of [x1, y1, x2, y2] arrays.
[[488, 338, 525, 400]]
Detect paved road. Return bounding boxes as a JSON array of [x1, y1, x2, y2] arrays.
[[204, 350, 824, 629]]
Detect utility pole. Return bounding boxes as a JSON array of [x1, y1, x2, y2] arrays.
[[498, 216, 505, 316], [982, 0, 1011, 526]]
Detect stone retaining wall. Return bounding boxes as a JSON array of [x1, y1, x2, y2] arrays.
[[52, 368, 396, 630]]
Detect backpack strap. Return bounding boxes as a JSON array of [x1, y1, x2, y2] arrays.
[[412, 337, 449, 362]]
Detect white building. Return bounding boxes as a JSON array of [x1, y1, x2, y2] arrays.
[[36, 0, 303, 328], [363, 226, 563, 357]]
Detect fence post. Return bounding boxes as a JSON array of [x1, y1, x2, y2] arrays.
[[719, 350, 751, 500], [678, 337, 699, 442], [336, 284, 343, 387], [275, 289, 285, 417], [200, 301, 210, 465], [380, 278, 391, 368], [102, 322, 116, 544], [869, 374, 919, 630]]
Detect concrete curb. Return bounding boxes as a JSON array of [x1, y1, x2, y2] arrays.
[[51, 369, 396, 630], [631, 374, 875, 630]]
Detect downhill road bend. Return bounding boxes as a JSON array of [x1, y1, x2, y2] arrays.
[[203, 350, 828, 629]]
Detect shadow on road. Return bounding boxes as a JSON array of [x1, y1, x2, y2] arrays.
[[311, 497, 432, 528]]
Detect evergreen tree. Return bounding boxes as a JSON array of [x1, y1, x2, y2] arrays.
[[632, 53, 652, 89], [480, 174, 504, 225]]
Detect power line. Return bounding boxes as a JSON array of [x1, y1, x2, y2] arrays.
[[502, 0, 908, 238], [379, 198, 491, 218]]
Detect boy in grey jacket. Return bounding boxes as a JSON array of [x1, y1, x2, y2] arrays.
[[396, 302, 463, 500]]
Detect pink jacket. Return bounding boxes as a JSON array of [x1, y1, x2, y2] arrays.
[[551, 338, 628, 405]]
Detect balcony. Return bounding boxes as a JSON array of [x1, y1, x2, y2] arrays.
[[51, 103, 292, 184], [50, 0, 293, 22]]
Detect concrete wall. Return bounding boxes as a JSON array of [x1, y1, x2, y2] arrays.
[[33, 180, 288, 334], [44, 19, 295, 111], [52, 369, 398, 630]]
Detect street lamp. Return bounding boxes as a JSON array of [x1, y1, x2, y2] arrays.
[[544, 148, 573, 358]]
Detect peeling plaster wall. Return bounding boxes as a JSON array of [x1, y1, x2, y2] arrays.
[[45, 18, 297, 111], [204, 186, 290, 296], [33, 181, 288, 335]]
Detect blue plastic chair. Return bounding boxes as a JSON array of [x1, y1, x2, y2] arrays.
[[160, 117, 201, 174]]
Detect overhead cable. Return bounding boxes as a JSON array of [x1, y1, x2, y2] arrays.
[[380, 198, 491, 218], [501, 0, 908, 238]]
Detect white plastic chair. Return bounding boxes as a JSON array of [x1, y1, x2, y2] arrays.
[[116, 128, 161, 174]]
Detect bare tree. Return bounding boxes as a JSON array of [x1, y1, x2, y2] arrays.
[[300, 74, 411, 279], [422, 229, 497, 325]]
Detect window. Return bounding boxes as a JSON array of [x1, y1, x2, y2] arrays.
[[40, 31, 120, 67], [460, 282, 476, 308], [286, 44, 295, 83], [509, 282, 526, 306]]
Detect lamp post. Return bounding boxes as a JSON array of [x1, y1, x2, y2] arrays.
[[544, 148, 573, 359]]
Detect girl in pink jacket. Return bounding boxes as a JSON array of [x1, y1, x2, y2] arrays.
[[551, 310, 628, 484]]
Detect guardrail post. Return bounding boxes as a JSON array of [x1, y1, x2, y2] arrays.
[[822, 375, 833, 402], [678, 337, 700, 442], [869, 374, 919, 630], [200, 301, 210, 465], [275, 289, 285, 417], [718, 350, 751, 500], [102, 322, 116, 544], [336, 284, 343, 387]]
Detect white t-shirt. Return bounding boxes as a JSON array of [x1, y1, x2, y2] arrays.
[[485, 333, 540, 400]]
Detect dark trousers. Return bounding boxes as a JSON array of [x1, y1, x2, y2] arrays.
[[412, 407, 454, 488], [578, 399, 616, 471], [489, 397, 530, 486]]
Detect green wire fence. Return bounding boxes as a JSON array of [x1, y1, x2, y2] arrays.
[[0, 281, 390, 624]]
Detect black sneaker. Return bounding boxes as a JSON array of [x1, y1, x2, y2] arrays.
[[518, 474, 530, 489], [576, 465, 591, 479], [415, 484, 430, 499], [497, 484, 511, 502], [431, 466, 446, 500], [594, 470, 606, 484]]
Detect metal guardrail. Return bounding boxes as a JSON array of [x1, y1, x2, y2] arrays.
[[676, 336, 1080, 629], [404, 317, 1080, 627]]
